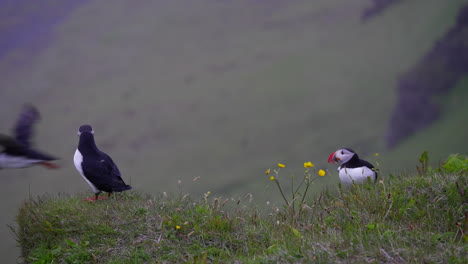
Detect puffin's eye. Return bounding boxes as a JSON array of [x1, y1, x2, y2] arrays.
[[341, 150, 344, 155]]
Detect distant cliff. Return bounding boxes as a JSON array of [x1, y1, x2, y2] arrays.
[[386, 5, 468, 148], [361, 0, 401, 21]]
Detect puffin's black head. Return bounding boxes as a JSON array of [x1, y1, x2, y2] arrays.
[[22, 104, 41, 122], [328, 148, 357, 165], [78, 125, 94, 136]]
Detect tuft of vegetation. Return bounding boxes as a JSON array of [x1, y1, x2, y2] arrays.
[[265, 161, 327, 222], [15, 154, 467, 263]]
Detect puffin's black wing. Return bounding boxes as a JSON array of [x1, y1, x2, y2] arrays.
[[82, 152, 131, 193], [359, 159, 378, 179], [1, 133, 57, 161], [13, 105, 41, 148], [25, 149, 58, 161]]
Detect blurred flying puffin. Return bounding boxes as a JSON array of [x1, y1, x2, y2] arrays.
[[0, 105, 59, 169], [74, 124, 132, 201], [328, 148, 377, 184]]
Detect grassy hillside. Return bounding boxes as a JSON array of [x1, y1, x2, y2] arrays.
[[15, 154, 467, 263]]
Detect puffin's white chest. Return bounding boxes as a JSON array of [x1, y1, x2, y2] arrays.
[[0, 153, 42, 168], [74, 149, 99, 193], [338, 166, 376, 185]]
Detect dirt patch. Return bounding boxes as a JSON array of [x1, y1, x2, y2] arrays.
[[386, 5, 468, 148]]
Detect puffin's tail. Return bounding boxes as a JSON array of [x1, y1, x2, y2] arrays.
[[113, 185, 132, 192]]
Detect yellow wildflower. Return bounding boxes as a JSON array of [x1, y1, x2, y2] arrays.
[[303, 162, 314, 168], [318, 169, 326, 177], [265, 169, 271, 175], [176, 225, 181, 230], [374, 153, 379, 156], [277, 163, 286, 168], [269, 176, 275, 181]]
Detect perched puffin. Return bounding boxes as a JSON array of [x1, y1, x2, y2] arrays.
[[328, 148, 377, 184], [0, 105, 59, 169], [74, 124, 132, 201]]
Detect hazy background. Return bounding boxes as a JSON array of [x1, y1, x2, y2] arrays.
[[1, 0, 467, 262]]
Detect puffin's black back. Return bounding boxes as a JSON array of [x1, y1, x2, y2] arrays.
[[81, 152, 132, 193], [0, 134, 25, 154]]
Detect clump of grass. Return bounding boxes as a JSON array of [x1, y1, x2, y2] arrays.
[[265, 161, 327, 223], [14, 154, 467, 263]]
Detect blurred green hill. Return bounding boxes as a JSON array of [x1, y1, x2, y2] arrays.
[[1, 0, 466, 197]]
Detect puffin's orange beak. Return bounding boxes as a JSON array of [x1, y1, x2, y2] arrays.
[[328, 152, 339, 164]]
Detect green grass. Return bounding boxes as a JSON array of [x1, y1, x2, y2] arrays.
[[15, 154, 467, 263]]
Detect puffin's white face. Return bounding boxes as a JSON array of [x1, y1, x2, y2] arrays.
[[77, 130, 94, 136], [328, 148, 355, 165]]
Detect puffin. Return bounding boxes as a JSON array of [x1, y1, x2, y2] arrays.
[[0, 105, 59, 169], [328, 148, 377, 184], [73, 124, 132, 201]]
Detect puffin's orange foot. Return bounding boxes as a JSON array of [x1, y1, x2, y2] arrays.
[[82, 197, 96, 202], [82, 196, 107, 202], [40, 162, 60, 169]]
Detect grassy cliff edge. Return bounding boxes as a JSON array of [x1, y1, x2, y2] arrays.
[[14, 155, 467, 263]]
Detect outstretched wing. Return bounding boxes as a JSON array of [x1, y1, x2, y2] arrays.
[[82, 152, 131, 192], [13, 104, 41, 148]]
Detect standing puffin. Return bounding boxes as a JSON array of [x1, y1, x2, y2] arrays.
[[74, 124, 132, 201], [328, 148, 377, 184], [0, 105, 59, 169]]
